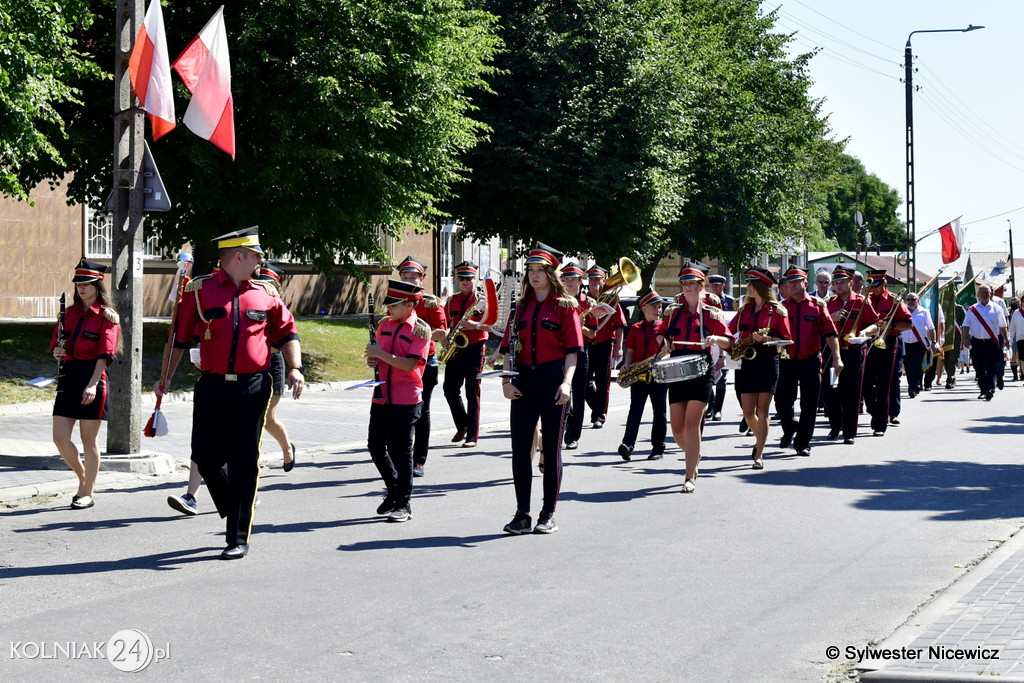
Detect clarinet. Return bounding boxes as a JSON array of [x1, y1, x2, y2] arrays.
[[55, 293, 67, 392], [368, 293, 383, 400], [500, 297, 520, 384]]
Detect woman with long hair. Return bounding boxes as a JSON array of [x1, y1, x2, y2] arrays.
[[50, 259, 122, 509], [499, 243, 583, 535], [660, 262, 732, 493], [727, 267, 792, 470]]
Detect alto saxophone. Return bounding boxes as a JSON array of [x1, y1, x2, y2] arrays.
[[728, 327, 771, 361], [617, 346, 670, 388]]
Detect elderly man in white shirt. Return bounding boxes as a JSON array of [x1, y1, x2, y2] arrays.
[[961, 283, 1009, 400], [901, 292, 935, 397], [1009, 299, 1024, 382]]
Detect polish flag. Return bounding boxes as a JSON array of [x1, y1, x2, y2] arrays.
[[128, 0, 176, 140], [939, 218, 964, 264], [173, 6, 235, 159]]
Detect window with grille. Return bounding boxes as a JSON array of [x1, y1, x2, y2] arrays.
[[84, 206, 162, 259]]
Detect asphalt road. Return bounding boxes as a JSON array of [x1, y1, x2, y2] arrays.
[[1, 376, 1022, 680]]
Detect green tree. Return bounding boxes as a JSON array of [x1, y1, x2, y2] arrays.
[[0, 0, 101, 200], [822, 153, 904, 251], [15, 0, 499, 273], [445, 0, 693, 268]]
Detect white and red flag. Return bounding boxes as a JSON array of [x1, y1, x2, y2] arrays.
[[939, 217, 964, 264], [128, 0, 176, 140], [172, 6, 235, 159]]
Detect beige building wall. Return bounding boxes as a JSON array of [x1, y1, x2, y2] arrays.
[[0, 180, 82, 318]]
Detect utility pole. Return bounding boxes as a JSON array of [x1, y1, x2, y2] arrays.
[[1009, 220, 1017, 298], [108, 0, 146, 455]]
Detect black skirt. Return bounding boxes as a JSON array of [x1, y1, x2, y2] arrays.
[[735, 347, 780, 394], [52, 359, 108, 421], [667, 352, 714, 405], [269, 352, 286, 396]]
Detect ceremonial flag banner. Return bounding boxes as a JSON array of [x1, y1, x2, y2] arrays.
[[172, 6, 235, 159], [939, 218, 964, 264], [128, 0, 176, 139]]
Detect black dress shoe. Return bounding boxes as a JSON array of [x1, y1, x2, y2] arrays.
[[377, 495, 396, 515], [826, 430, 840, 440], [283, 442, 296, 472], [843, 438, 855, 445], [564, 441, 578, 450], [985, 391, 994, 401], [798, 448, 811, 457], [779, 432, 793, 449], [647, 451, 664, 461], [618, 443, 632, 461], [220, 544, 249, 560]]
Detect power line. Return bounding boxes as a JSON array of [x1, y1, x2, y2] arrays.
[[787, 0, 896, 52], [777, 9, 899, 65]]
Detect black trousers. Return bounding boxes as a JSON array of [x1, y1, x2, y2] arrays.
[[563, 344, 589, 445], [443, 342, 484, 440], [510, 361, 567, 517], [823, 347, 863, 440], [368, 402, 422, 506], [413, 359, 438, 465], [621, 382, 667, 452], [708, 368, 728, 416], [864, 338, 901, 433], [972, 338, 1002, 394], [191, 371, 272, 547], [904, 341, 926, 393], [943, 329, 962, 385], [888, 338, 905, 419], [774, 354, 821, 451], [585, 338, 613, 423]]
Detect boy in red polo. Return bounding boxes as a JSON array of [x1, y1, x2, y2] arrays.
[[365, 280, 432, 522]]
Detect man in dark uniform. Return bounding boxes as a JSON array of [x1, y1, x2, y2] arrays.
[[442, 261, 488, 448], [396, 257, 448, 477], [775, 267, 842, 457], [704, 273, 733, 421], [157, 227, 304, 559], [823, 266, 878, 445], [863, 269, 912, 436], [584, 265, 626, 429], [559, 263, 592, 449]]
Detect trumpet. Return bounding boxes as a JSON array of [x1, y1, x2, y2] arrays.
[[871, 291, 907, 349]]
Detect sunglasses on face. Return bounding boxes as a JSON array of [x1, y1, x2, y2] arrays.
[[458, 276, 474, 282], [817, 280, 829, 284]]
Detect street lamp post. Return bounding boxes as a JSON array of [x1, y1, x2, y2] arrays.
[[904, 24, 983, 289]]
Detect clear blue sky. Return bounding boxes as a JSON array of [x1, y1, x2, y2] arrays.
[[770, 0, 1024, 256]]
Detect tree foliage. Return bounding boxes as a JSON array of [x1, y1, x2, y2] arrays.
[[13, 0, 499, 273], [448, 0, 840, 274], [822, 153, 904, 251], [0, 0, 101, 200]]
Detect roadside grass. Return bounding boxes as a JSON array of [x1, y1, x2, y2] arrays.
[[0, 318, 371, 405]]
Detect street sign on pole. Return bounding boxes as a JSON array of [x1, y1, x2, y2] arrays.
[[104, 140, 171, 212]]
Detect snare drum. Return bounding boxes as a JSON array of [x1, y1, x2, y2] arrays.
[[652, 355, 709, 384]]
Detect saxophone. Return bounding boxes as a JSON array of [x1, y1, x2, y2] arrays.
[[729, 327, 771, 361], [617, 345, 670, 388]]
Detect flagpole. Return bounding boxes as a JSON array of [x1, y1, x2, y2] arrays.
[[1009, 220, 1016, 298]]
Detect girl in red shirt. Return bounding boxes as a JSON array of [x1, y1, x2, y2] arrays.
[[50, 260, 121, 509]]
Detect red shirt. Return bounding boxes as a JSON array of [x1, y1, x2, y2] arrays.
[[869, 290, 912, 338], [728, 301, 793, 341], [590, 302, 626, 344], [414, 296, 448, 357], [173, 270, 299, 374], [50, 301, 119, 362], [373, 313, 430, 405], [624, 319, 666, 361], [662, 305, 730, 353], [500, 293, 584, 365], [827, 294, 879, 348], [783, 295, 837, 360], [445, 291, 488, 345]]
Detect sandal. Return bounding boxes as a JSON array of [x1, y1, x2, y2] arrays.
[[681, 478, 696, 494]]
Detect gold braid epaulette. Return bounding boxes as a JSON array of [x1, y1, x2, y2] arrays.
[[413, 318, 431, 340], [774, 302, 787, 315], [184, 275, 211, 293], [252, 279, 280, 297], [662, 303, 680, 319], [102, 307, 120, 324], [707, 307, 724, 321], [706, 292, 722, 306], [422, 294, 440, 309], [558, 296, 578, 308]]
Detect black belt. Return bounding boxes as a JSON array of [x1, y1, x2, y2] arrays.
[[202, 371, 264, 382]]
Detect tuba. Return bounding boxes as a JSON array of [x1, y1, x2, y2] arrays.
[[593, 257, 642, 332]]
